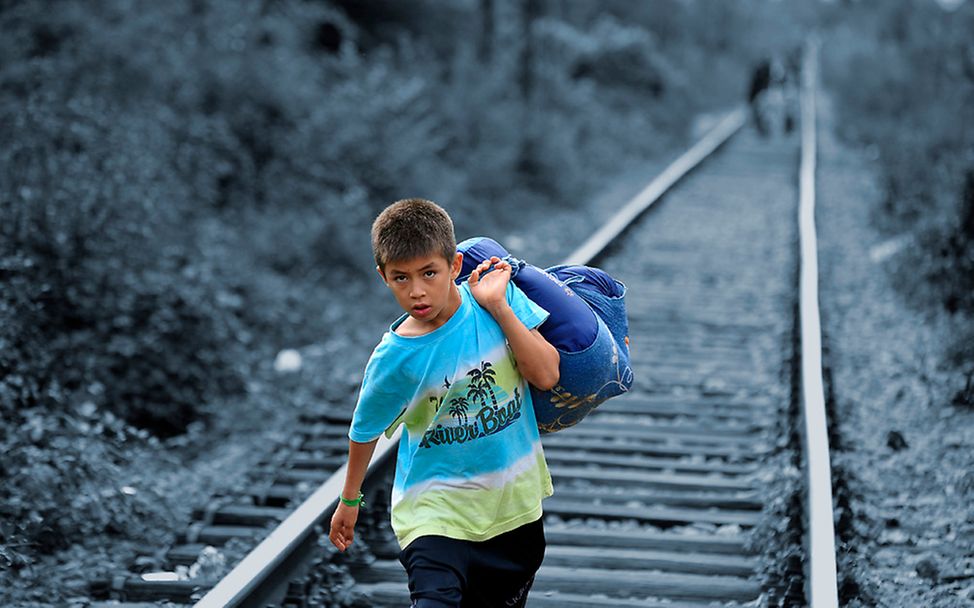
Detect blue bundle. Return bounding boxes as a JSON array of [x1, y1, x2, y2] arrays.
[[457, 237, 633, 433]]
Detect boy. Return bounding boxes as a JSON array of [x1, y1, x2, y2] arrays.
[[329, 198, 559, 607]]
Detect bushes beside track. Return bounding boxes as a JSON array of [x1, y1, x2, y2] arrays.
[[822, 0, 974, 402]]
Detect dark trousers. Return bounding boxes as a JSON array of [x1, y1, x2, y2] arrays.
[[398, 518, 546, 608]]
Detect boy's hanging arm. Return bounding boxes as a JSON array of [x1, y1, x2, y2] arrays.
[[468, 257, 560, 391], [329, 438, 379, 552]]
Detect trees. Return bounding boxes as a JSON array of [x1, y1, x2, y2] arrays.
[[823, 0, 974, 398]]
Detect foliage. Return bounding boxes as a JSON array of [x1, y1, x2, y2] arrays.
[[0, 91, 247, 436], [822, 0, 974, 381], [822, 1, 974, 305], [0, 403, 174, 562], [530, 15, 690, 187]]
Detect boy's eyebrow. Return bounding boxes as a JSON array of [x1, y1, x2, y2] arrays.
[[387, 261, 439, 274]]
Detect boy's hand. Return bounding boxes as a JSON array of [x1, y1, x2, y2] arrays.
[[470, 255, 560, 390], [329, 502, 360, 552], [468, 256, 511, 314]]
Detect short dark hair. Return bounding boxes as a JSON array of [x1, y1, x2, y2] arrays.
[[372, 198, 456, 270]]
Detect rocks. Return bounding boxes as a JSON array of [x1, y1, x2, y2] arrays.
[[273, 348, 303, 373], [880, 529, 912, 546], [916, 556, 940, 582], [886, 430, 909, 451]]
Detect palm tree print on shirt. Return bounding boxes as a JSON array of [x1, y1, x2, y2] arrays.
[[427, 377, 452, 416], [447, 396, 470, 425], [466, 360, 498, 408]]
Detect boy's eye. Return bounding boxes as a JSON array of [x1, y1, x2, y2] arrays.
[[393, 275, 408, 283], [424, 270, 437, 278]]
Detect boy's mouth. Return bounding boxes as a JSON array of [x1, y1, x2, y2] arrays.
[[412, 304, 432, 317]]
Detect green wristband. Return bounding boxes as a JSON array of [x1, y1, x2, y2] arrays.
[[340, 492, 365, 508]]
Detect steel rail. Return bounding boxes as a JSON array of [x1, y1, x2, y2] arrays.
[[194, 108, 747, 608], [193, 426, 401, 608], [563, 107, 746, 266], [797, 36, 839, 608]]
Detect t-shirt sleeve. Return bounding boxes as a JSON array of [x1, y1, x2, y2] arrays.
[[507, 281, 549, 330], [349, 337, 412, 443]]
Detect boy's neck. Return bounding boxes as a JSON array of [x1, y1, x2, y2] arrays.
[[394, 283, 463, 337]]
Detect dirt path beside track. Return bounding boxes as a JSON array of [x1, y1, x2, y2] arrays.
[[817, 96, 974, 607]]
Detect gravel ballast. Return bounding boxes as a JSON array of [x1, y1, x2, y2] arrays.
[[817, 97, 974, 607]]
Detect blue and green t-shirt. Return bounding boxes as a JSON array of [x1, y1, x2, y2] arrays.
[[349, 281, 553, 549]]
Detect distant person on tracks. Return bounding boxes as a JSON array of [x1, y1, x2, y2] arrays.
[[329, 198, 559, 607], [748, 57, 772, 136], [748, 53, 799, 138]]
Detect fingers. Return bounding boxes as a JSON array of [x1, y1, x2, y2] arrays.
[[468, 257, 509, 285], [329, 516, 355, 552], [489, 257, 510, 272], [330, 526, 354, 551], [329, 530, 342, 551]]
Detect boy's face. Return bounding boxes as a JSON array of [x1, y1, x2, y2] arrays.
[[379, 251, 463, 332]]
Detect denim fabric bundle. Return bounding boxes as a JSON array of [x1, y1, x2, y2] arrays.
[[457, 237, 633, 433]]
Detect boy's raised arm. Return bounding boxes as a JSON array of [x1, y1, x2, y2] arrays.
[[329, 438, 379, 552], [468, 257, 560, 390]]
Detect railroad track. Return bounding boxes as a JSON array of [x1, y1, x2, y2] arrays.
[[90, 41, 836, 608]]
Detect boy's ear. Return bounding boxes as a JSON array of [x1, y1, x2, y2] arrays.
[[376, 265, 387, 284], [451, 252, 463, 279]]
